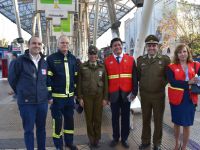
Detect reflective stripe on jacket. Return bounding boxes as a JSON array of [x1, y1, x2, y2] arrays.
[[105, 54, 134, 93], [47, 51, 78, 98], [168, 62, 198, 105]]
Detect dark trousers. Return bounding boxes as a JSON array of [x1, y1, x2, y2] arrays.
[[18, 103, 48, 150], [110, 98, 130, 142], [51, 98, 74, 148]]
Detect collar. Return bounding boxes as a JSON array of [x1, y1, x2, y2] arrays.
[[24, 49, 44, 59], [58, 49, 69, 56], [113, 52, 124, 59], [148, 54, 157, 59], [89, 61, 97, 66], [29, 53, 41, 61]]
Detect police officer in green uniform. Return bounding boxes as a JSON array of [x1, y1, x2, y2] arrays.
[[77, 45, 108, 148], [137, 35, 170, 150]]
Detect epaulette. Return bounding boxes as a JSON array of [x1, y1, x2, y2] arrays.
[[137, 54, 147, 59], [142, 54, 148, 59], [137, 55, 143, 61], [98, 62, 104, 67], [82, 61, 89, 66], [163, 55, 170, 59]]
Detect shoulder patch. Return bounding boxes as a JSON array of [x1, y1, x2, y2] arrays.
[[137, 55, 147, 61], [137, 56, 143, 60], [162, 55, 170, 59], [82, 62, 89, 67]]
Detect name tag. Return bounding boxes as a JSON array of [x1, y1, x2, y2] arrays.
[[42, 69, 47, 75], [99, 71, 103, 77]]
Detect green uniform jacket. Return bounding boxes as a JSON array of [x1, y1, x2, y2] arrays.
[[137, 54, 170, 98], [77, 61, 108, 100]]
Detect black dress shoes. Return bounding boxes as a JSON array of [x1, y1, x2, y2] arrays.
[[109, 139, 119, 147], [153, 145, 161, 150], [93, 140, 100, 148], [121, 141, 129, 148], [139, 143, 150, 149]]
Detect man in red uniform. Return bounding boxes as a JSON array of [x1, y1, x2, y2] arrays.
[[104, 37, 138, 148]]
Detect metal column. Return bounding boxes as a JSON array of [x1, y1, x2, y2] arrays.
[[77, 1, 88, 61], [46, 19, 51, 55], [12, 0, 24, 52], [106, 0, 120, 38], [79, 3, 83, 59], [133, 0, 154, 58], [36, 13, 43, 40], [93, 0, 99, 46], [83, 2, 89, 60], [32, 13, 37, 36]]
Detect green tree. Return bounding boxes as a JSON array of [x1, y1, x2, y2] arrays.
[[179, 34, 200, 54], [159, 0, 200, 53]]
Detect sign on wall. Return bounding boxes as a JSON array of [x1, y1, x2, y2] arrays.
[[37, 0, 75, 12], [52, 14, 74, 37]]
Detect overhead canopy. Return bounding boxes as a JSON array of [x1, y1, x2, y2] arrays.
[[0, 0, 135, 39]]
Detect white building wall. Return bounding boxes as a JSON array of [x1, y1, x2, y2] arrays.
[[124, 0, 177, 56], [124, 8, 143, 54], [125, 0, 199, 57]]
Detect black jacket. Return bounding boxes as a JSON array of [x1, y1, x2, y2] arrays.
[[47, 51, 78, 98], [8, 50, 49, 104]]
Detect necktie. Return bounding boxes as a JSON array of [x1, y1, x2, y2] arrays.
[[116, 56, 120, 63]]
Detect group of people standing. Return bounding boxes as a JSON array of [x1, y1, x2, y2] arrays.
[[8, 34, 199, 150]]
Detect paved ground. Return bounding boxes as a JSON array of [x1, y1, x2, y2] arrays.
[[0, 79, 200, 150]]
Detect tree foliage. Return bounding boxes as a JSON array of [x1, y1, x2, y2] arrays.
[[159, 0, 200, 54]]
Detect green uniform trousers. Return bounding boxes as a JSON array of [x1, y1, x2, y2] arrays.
[[140, 93, 165, 146], [83, 95, 103, 141]]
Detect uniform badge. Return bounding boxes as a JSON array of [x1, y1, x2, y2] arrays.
[[99, 71, 103, 77], [110, 61, 113, 64], [175, 69, 180, 72], [42, 69, 47, 75], [124, 59, 127, 62]]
